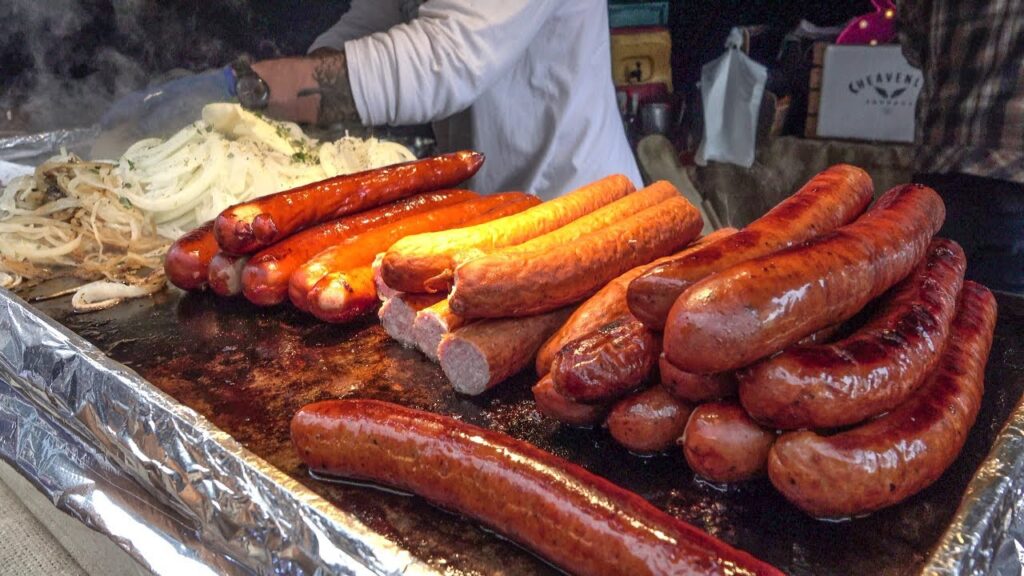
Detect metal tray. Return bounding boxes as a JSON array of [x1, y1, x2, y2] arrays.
[[2, 285, 1023, 575]]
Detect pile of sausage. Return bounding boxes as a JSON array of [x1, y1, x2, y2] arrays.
[[534, 164, 998, 519], [164, 151, 546, 320], [375, 174, 704, 394]]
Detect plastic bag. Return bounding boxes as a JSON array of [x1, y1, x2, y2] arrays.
[[695, 28, 767, 168]]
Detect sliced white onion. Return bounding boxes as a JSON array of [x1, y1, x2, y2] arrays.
[[70, 280, 158, 312]]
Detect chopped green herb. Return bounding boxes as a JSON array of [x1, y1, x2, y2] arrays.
[[118, 197, 133, 209], [126, 159, 135, 170]]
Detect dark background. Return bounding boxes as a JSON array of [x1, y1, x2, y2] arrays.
[[0, 0, 871, 133]]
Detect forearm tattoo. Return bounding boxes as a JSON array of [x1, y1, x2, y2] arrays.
[[311, 53, 360, 126]]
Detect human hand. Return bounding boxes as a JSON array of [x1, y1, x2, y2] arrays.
[[250, 57, 322, 124]]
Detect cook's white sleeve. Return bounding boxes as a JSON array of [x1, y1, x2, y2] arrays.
[[344, 0, 559, 126], [308, 0, 404, 53]]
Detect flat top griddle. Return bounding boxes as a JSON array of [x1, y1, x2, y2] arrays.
[[28, 288, 1024, 576]]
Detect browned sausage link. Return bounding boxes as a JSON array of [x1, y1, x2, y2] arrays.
[[452, 191, 703, 318], [382, 175, 633, 294], [551, 315, 659, 404], [660, 354, 738, 402], [207, 252, 248, 297], [412, 299, 466, 362], [739, 238, 967, 429], [214, 150, 484, 254], [240, 190, 477, 306], [291, 399, 784, 576], [306, 266, 379, 323], [535, 227, 738, 377], [532, 375, 609, 427], [606, 386, 693, 454], [664, 184, 946, 374], [164, 220, 219, 291], [627, 164, 874, 329], [288, 193, 525, 312], [768, 281, 996, 518], [371, 253, 399, 302], [379, 292, 446, 348], [438, 307, 574, 396], [682, 403, 777, 484]]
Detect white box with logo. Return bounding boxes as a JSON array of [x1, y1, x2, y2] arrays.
[[816, 44, 922, 143]]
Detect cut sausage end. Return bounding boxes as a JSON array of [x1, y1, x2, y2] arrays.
[[439, 337, 491, 395]]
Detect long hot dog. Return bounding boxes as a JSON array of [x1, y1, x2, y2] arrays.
[[664, 184, 946, 374], [451, 190, 703, 318], [682, 402, 777, 484], [240, 190, 476, 306], [739, 238, 967, 429], [381, 175, 634, 293], [291, 399, 784, 576], [164, 220, 219, 291], [214, 151, 483, 254], [628, 165, 874, 329], [767, 281, 996, 518]]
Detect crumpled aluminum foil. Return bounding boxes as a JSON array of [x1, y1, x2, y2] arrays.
[[0, 288, 437, 575], [0, 127, 100, 166]]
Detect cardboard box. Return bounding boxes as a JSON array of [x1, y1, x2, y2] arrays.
[[807, 44, 922, 143]]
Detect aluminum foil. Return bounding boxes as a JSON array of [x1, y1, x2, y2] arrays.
[[0, 127, 100, 166], [0, 287, 438, 575]]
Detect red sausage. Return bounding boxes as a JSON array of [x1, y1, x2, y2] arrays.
[[550, 315, 660, 404], [660, 355, 738, 403], [606, 386, 693, 454], [207, 252, 248, 297], [532, 375, 608, 427], [664, 184, 946, 374], [240, 190, 476, 306], [768, 281, 996, 518], [739, 238, 967, 429], [627, 165, 874, 330], [291, 399, 784, 576], [214, 151, 483, 254], [682, 403, 777, 484], [164, 220, 218, 291]]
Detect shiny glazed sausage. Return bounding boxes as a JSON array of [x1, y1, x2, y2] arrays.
[[682, 403, 777, 483], [164, 220, 218, 291], [606, 386, 693, 454]]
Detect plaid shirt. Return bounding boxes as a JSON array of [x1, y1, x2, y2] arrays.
[[897, 0, 1024, 183]]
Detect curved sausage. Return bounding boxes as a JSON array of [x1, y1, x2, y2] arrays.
[[532, 375, 609, 427], [305, 266, 378, 323], [207, 252, 248, 297], [660, 355, 738, 402], [551, 315, 659, 404], [288, 193, 526, 312], [606, 386, 693, 454], [451, 191, 703, 318], [536, 228, 737, 377], [412, 299, 466, 362], [372, 253, 399, 302], [379, 292, 445, 348], [682, 403, 777, 483], [438, 307, 574, 396], [291, 399, 784, 576], [240, 190, 476, 306], [767, 281, 996, 518], [739, 238, 967, 429], [664, 183, 946, 374], [628, 164, 874, 329], [164, 220, 218, 291], [381, 175, 633, 294], [214, 150, 483, 254]]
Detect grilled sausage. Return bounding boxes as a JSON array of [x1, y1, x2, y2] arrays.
[[682, 403, 777, 483], [381, 175, 633, 293], [240, 190, 476, 306], [664, 184, 946, 374], [628, 165, 874, 329], [551, 315, 659, 404], [379, 292, 445, 348], [438, 307, 574, 395], [214, 150, 483, 254], [532, 375, 609, 427], [412, 299, 466, 362], [767, 281, 996, 518], [207, 252, 248, 297], [164, 220, 218, 291], [291, 399, 784, 576], [305, 266, 378, 323], [372, 253, 399, 302], [660, 355, 738, 402], [739, 238, 967, 429], [288, 193, 525, 312], [606, 386, 693, 454], [451, 191, 703, 318], [535, 228, 738, 377]]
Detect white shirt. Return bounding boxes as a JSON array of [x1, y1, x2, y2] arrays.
[[309, 0, 642, 200]]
